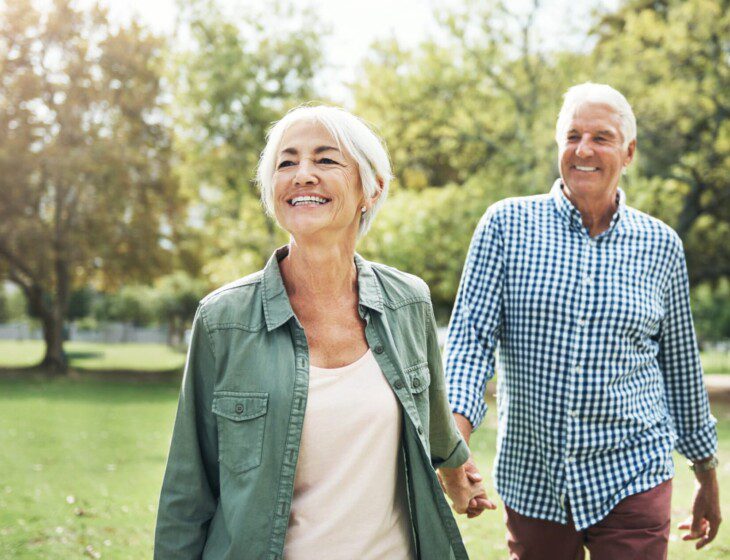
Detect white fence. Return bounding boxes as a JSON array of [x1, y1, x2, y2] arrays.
[[0, 322, 169, 344]]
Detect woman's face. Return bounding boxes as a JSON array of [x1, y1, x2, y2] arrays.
[[273, 120, 365, 242]]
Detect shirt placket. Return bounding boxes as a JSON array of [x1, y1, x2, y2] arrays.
[[560, 221, 598, 519]]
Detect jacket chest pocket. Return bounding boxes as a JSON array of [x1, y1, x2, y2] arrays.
[[405, 363, 431, 432], [212, 392, 268, 474]]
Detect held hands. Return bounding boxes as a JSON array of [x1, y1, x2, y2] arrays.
[[678, 469, 722, 549], [438, 456, 496, 518]]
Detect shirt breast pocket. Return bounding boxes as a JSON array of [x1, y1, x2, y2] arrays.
[[212, 392, 268, 474]]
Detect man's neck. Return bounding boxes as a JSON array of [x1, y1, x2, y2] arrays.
[[563, 184, 619, 237]]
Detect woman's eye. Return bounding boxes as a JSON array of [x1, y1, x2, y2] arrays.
[[318, 158, 339, 165], [277, 160, 295, 169]]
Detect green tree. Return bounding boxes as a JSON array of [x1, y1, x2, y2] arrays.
[[353, 0, 582, 192], [152, 272, 207, 345], [0, 0, 181, 371], [593, 0, 730, 284], [171, 0, 326, 285]]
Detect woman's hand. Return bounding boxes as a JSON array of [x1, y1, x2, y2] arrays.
[[438, 458, 496, 516]]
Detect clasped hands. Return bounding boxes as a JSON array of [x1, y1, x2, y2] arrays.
[[438, 456, 496, 518]]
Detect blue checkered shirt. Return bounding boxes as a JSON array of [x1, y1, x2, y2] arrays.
[[445, 179, 717, 530]]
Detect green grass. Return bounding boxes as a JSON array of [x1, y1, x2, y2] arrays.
[[703, 350, 730, 375], [1, 377, 728, 559], [0, 341, 186, 371], [1, 339, 727, 374]]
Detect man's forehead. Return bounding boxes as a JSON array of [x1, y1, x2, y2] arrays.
[[568, 102, 622, 130]]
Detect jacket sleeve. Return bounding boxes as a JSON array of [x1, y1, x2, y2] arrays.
[[425, 298, 470, 469], [154, 305, 220, 558], [658, 243, 717, 461], [444, 205, 504, 430]]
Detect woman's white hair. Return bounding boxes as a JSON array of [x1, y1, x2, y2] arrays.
[[555, 82, 637, 149], [256, 105, 392, 237]]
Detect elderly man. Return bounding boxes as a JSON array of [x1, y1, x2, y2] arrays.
[[445, 83, 721, 559]]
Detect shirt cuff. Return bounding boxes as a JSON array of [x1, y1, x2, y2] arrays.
[[675, 417, 718, 462]]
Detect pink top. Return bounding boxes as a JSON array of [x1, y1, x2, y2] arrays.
[[283, 349, 414, 559]]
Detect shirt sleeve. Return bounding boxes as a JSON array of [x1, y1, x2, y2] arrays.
[[658, 243, 717, 461], [424, 297, 470, 469], [154, 305, 220, 558], [444, 205, 504, 430]]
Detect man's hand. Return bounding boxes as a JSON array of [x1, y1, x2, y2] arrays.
[[438, 459, 495, 515], [443, 412, 497, 517], [678, 466, 722, 549]]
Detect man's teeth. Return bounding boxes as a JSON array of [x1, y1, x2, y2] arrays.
[[575, 166, 598, 172], [291, 196, 329, 206]]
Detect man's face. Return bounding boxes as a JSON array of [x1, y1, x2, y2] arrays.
[[558, 103, 635, 200]]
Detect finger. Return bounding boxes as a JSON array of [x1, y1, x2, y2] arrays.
[[700, 519, 721, 547], [677, 518, 691, 530], [682, 519, 708, 540], [473, 494, 497, 509], [466, 470, 483, 483], [690, 515, 705, 536]]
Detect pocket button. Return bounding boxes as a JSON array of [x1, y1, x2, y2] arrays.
[[413, 378, 421, 388], [235, 403, 244, 414]]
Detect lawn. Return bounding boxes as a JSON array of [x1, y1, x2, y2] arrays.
[[1, 339, 727, 374], [1, 377, 728, 559], [0, 341, 186, 371]]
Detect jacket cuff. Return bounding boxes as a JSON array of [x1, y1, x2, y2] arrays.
[[433, 438, 470, 469]]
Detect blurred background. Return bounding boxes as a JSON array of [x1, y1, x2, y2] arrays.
[[0, 0, 728, 558]]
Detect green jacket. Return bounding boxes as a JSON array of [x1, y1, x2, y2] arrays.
[[154, 248, 471, 559]]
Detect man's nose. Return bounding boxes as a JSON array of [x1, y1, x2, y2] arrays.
[[575, 135, 593, 158]]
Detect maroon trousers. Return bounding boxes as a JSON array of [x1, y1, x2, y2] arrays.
[[504, 480, 672, 560]]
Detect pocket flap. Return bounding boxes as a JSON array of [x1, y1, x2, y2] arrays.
[[409, 366, 431, 394], [212, 392, 268, 422]]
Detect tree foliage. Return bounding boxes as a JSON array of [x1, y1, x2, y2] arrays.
[[593, 0, 730, 284], [0, 0, 181, 370], [171, 0, 326, 284]]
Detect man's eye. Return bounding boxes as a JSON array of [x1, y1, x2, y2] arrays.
[[277, 160, 295, 169], [595, 137, 605, 143], [567, 135, 580, 142]]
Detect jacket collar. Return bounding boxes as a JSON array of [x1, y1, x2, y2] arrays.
[[261, 245, 384, 332]]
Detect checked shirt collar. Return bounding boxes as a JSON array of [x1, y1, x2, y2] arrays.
[[550, 178, 626, 240]]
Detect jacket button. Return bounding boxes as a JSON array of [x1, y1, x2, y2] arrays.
[[235, 403, 244, 414], [394, 380, 404, 390], [373, 345, 384, 354], [413, 378, 421, 388], [417, 426, 423, 435]]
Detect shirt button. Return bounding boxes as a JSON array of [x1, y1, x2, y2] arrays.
[[566, 455, 576, 464], [573, 365, 583, 374], [394, 379, 404, 390], [373, 345, 384, 354], [568, 410, 578, 418], [235, 404, 244, 414], [583, 275, 592, 285], [577, 318, 586, 327]]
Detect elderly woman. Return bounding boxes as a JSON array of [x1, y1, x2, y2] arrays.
[[154, 106, 487, 559]]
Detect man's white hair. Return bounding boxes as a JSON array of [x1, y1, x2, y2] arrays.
[[555, 82, 637, 149], [256, 105, 392, 237]]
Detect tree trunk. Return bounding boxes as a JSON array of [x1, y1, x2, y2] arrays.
[[39, 308, 67, 373], [27, 286, 67, 374]]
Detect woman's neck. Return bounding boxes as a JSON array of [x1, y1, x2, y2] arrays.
[[279, 238, 358, 301]]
